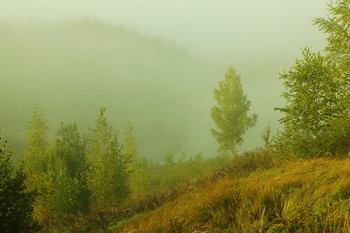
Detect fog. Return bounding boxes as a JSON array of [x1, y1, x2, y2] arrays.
[[0, 1, 327, 161], [0, 0, 327, 54]]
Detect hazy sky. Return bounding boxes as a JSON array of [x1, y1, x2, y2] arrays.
[[1, 0, 328, 59]]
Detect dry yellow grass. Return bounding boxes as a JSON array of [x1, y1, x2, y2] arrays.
[[118, 156, 350, 233]]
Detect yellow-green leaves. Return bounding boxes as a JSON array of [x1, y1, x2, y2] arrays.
[[275, 0, 350, 157], [211, 66, 257, 156], [87, 107, 129, 209]]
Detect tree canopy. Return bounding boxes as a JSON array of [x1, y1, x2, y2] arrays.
[[275, 0, 350, 157]]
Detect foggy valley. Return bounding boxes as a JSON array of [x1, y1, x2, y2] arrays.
[[2, 1, 350, 232], [0, 1, 326, 161]]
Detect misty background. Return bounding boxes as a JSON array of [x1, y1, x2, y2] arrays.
[[0, 1, 327, 161]]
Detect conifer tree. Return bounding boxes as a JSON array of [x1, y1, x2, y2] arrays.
[[23, 105, 48, 191], [0, 134, 37, 233], [122, 122, 148, 197], [56, 123, 86, 176], [122, 121, 137, 172], [211, 66, 257, 155], [23, 106, 50, 223], [87, 107, 129, 209], [55, 123, 89, 211]]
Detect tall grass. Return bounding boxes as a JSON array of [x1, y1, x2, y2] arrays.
[[119, 151, 350, 232]]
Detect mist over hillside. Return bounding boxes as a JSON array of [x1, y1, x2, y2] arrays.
[[0, 19, 224, 160], [0, 16, 324, 161]]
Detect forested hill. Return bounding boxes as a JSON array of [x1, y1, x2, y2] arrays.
[[0, 19, 222, 160]]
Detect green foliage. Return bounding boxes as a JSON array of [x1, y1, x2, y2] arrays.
[[275, 49, 348, 156], [37, 144, 79, 218], [23, 107, 67, 223], [87, 107, 130, 209], [122, 122, 149, 198], [275, 0, 350, 157], [211, 66, 257, 155], [0, 135, 37, 233], [129, 158, 149, 198], [122, 121, 137, 168], [56, 122, 86, 178], [25, 105, 48, 152], [55, 123, 89, 212], [23, 107, 89, 226], [23, 105, 49, 191], [314, 0, 350, 91], [314, 0, 350, 155], [149, 152, 229, 191], [163, 151, 176, 166], [260, 125, 272, 148]]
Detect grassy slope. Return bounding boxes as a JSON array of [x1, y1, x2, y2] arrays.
[[118, 155, 350, 233]]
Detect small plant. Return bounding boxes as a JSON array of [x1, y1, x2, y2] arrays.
[[260, 125, 272, 148]]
